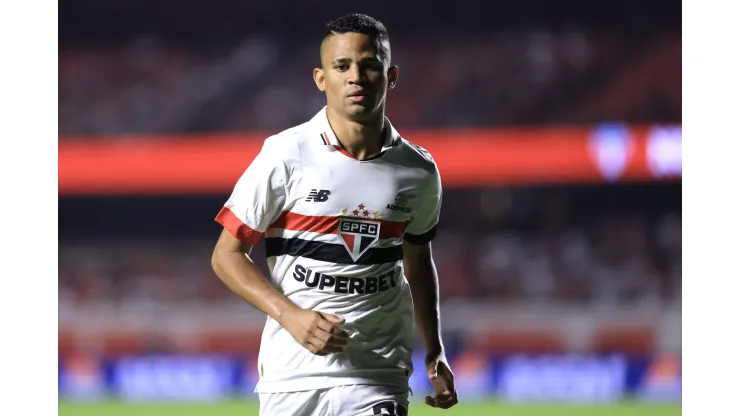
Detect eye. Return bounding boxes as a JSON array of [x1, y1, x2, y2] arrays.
[[335, 64, 349, 71], [363, 62, 383, 72]]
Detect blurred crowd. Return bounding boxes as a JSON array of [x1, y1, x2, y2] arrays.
[[59, 30, 679, 136], [58, 1, 681, 311], [58, 187, 681, 308]]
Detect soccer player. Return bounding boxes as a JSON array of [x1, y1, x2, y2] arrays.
[[211, 13, 458, 415]]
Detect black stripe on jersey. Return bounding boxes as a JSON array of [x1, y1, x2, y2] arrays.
[[403, 224, 438, 245], [264, 237, 403, 265], [319, 133, 328, 145]]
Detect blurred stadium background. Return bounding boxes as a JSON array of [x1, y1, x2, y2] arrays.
[[58, 0, 681, 414]]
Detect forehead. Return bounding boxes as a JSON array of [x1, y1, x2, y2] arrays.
[[321, 32, 387, 63]]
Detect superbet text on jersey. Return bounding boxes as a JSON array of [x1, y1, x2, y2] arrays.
[[215, 107, 442, 394]]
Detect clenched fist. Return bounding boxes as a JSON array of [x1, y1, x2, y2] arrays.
[[425, 353, 459, 409], [281, 309, 350, 355]]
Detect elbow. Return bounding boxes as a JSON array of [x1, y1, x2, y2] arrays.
[[211, 249, 223, 276]]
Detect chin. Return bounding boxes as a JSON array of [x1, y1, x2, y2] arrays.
[[344, 103, 380, 121]]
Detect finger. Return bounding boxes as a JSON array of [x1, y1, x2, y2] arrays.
[[319, 312, 345, 325], [315, 321, 349, 343], [323, 340, 348, 353], [313, 334, 346, 354], [436, 395, 458, 409], [312, 328, 332, 343], [317, 345, 345, 355], [331, 326, 350, 339], [424, 396, 437, 407], [435, 391, 457, 404], [309, 335, 347, 353], [326, 336, 349, 348], [306, 336, 334, 355], [315, 318, 335, 334], [437, 400, 457, 409], [310, 335, 331, 349], [304, 343, 320, 355], [315, 323, 349, 341]]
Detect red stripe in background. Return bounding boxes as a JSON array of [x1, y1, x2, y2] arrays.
[[215, 207, 262, 244], [58, 126, 681, 195], [270, 211, 407, 239]]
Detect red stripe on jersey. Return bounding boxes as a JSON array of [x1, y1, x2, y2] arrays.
[[270, 211, 407, 239], [333, 145, 356, 159], [322, 130, 360, 159], [271, 211, 338, 234], [215, 207, 262, 244]]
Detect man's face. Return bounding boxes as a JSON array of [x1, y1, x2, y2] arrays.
[[314, 32, 398, 122]]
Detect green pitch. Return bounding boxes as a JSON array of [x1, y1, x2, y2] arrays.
[[59, 400, 681, 416]]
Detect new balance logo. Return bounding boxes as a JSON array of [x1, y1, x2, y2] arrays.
[[306, 189, 331, 202]]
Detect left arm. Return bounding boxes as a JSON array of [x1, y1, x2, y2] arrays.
[[403, 240, 443, 357], [402, 156, 458, 409], [403, 240, 458, 409]]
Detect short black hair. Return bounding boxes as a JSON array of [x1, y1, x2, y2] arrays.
[[322, 13, 391, 63]]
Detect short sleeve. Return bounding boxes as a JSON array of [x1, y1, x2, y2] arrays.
[[404, 166, 442, 245], [215, 137, 288, 244]]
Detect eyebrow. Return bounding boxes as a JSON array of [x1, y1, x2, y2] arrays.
[[330, 57, 382, 66], [331, 58, 351, 65]]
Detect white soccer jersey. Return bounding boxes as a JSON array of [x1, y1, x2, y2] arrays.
[[215, 107, 442, 393]]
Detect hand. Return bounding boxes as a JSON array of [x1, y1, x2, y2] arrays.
[[424, 353, 458, 409], [280, 308, 350, 356]]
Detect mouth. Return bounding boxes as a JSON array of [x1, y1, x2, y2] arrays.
[[347, 91, 369, 103]]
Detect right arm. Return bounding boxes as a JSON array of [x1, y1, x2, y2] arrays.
[[211, 229, 349, 355], [210, 137, 347, 355], [211, 228, 300, 325]]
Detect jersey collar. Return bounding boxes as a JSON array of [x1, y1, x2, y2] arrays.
[[313, 106, 400, 154]]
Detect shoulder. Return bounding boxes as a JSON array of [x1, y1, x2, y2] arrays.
[[259, 120, 317, 165], [262, 121, 313, 151], [394, 137, 439, 175]]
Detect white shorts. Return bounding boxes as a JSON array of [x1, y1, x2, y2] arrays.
[[258, 384, 409, 416]]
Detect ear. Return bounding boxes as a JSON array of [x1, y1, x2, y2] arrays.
[[313, 67, 326, 92], [387, 65, 399, 90]]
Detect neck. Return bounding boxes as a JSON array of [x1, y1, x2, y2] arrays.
[[326, 106, 386, 160]]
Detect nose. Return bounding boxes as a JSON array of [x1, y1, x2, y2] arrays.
[[347, 63, 365, 85]]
